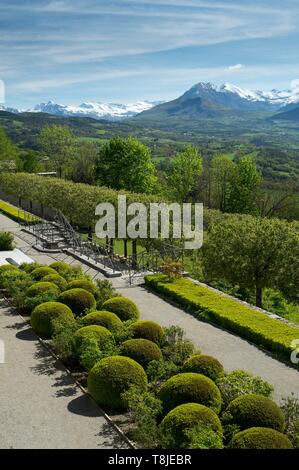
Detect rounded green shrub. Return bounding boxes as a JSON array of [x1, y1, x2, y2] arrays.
[[0, 267, 23, 289], [102, 297, 140, 321], [158, 372, 222, 414], [67, 278, 96, 294], [31, 301, 74, 338], [43, 274, 68, 291], [31, 266, 57, 280], [130, 320, 165, 345], [0, 264, 19, 274], [82, 310, 122, 332], [183, 355, 224, 382], [87, 355, 148, 409], [50, 261, 72, 276], [19, 262, 41, 273], [230, 427, 293, 449], [58, 288, 96, 317], [26, 281, 60, 298], [223, 394, 285, 431], [74, 325, 113, 352], [120, 338, 163, 368], [160, 403, 222, 448]]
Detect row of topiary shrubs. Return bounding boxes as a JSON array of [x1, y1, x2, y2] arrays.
[[1, 261, 298, 449]]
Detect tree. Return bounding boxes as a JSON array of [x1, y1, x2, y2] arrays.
[[210, 155, 235, 212], [203, 215, 299, 307], [96, 136, 157, 194], [39, 125, 75, 178], [227, 157, 261, 214], [71, 141, 98, 184], [167, 145, 203, 202], [0, 128, 19, 162], [20, 150, 41, 173]]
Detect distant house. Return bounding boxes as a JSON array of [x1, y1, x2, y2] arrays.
[[0, 160, 17, 172]]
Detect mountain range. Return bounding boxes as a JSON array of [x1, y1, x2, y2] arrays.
[[1, 82, 299, 122]]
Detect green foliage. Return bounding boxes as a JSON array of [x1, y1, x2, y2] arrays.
[[161, 325, 195, 366], [145, 275, 299, 361], [280, 394, 299, 448], [31, 266, 57, 281], [87, 355, 148, 409], [202, 214, 299, 307], [159, 259, 183, 282], [51, 316, 79, 363], [122, 386, 163, 448], [95, 278, 118, 309], [49, 261, 73, 276], [74, 325, 114, 353], [160, 403, 222, 449], [96, 136, 157, 194], [158, 372, 222, 414], [82, 310, 122, 332], [67, 278, 96, 294], [230, 427, 293, 449], [77, 336, 102, 371], [0, 264, 20, 288], [130, 320, 165, 345], [43, 274, 68, 291], [58, 288, 96, 317], [26, 281, 60, 298], [210, 155, 235, 212], [30, 301, 74, 338], [223, 394, 285, 432], [120, 338, 163, 368], [19, 262, 41, 273], [183, 355, 224, 382], [0, 200, 40, 224], [146, 360, 180, 387], [102, 296, 140, 321], [0, 268, 31, 296], [216, 370, 274, 409], [167, 145, 203, 202], [184, 424, 224, 449], [40, 125, 75, 178], [0, 231, 15, 251]]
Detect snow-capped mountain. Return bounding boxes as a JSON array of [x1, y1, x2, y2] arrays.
[[30, 100, 161, 121]]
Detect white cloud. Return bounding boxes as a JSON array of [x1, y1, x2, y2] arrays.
[[291, 79, 299, 89], [228, 64, 244, 71]]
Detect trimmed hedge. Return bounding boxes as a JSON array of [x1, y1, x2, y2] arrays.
[[103, 297, 140, 321], [130, 320, 165, 345], [158, 372, 222, 414], [82, 310, 122, 332], [43, 274, 68, 291], [145, 275, 299, 362], [67, 278, 96, 294], [120, 338, 163, 368], [183, 355, 224, 382], [223, 394, 285, 431], [230, 427, 293, 449], [50, 261, 72, 276], [31, 266, 57, 281], [31, 301, 74, 338], [87, 356, 148, 409], [58, 288, 96, 316], [160, 403, 222, 448], [26, 281, 60, 298], [74, 325, 113, 352]]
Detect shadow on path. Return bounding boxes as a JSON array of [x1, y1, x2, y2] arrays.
[[16, 328, 36, 341]]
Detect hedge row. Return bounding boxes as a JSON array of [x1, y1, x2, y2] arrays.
[[144, 275, 299, 362], [0, 200, 40, 224]]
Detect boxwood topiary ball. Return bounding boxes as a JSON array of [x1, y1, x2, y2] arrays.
[[230, 427, 293, 449], [43, 274, 68, 291], [50, 261, 72, 276], [183, 355, 224, 382], [223, 394, 285, 431], [31, 266, 57, 280], [160, 403, 222, 448], [120, 338, 163, 368], [102, 297, 140, 321], [58, 288, 96, 317], [67, 278, 96, 294], [82, 310, 122, 332], [130, 320, 165, 345], [87, 356, 148, 409], [158, 372, 222, 414], [26, 281, 60, 298], [74, 325, 114, 352], [31, 301, 74, 338]]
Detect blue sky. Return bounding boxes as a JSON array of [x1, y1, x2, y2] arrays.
[[1, 0, 299, 108]]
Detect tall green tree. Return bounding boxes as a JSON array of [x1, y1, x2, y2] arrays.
[[167, 145, 203, 202], [71, 141, 98, 184], [210, 155, 235, 212], [39, 125, 75, 178], [203, 215, 299, 307], [227, 157, 261, 214], [96, 136, 157, 193], [0, 127, 19, 163]]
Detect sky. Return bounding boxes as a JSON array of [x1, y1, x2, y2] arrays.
[[1, 0, 299, 108]]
